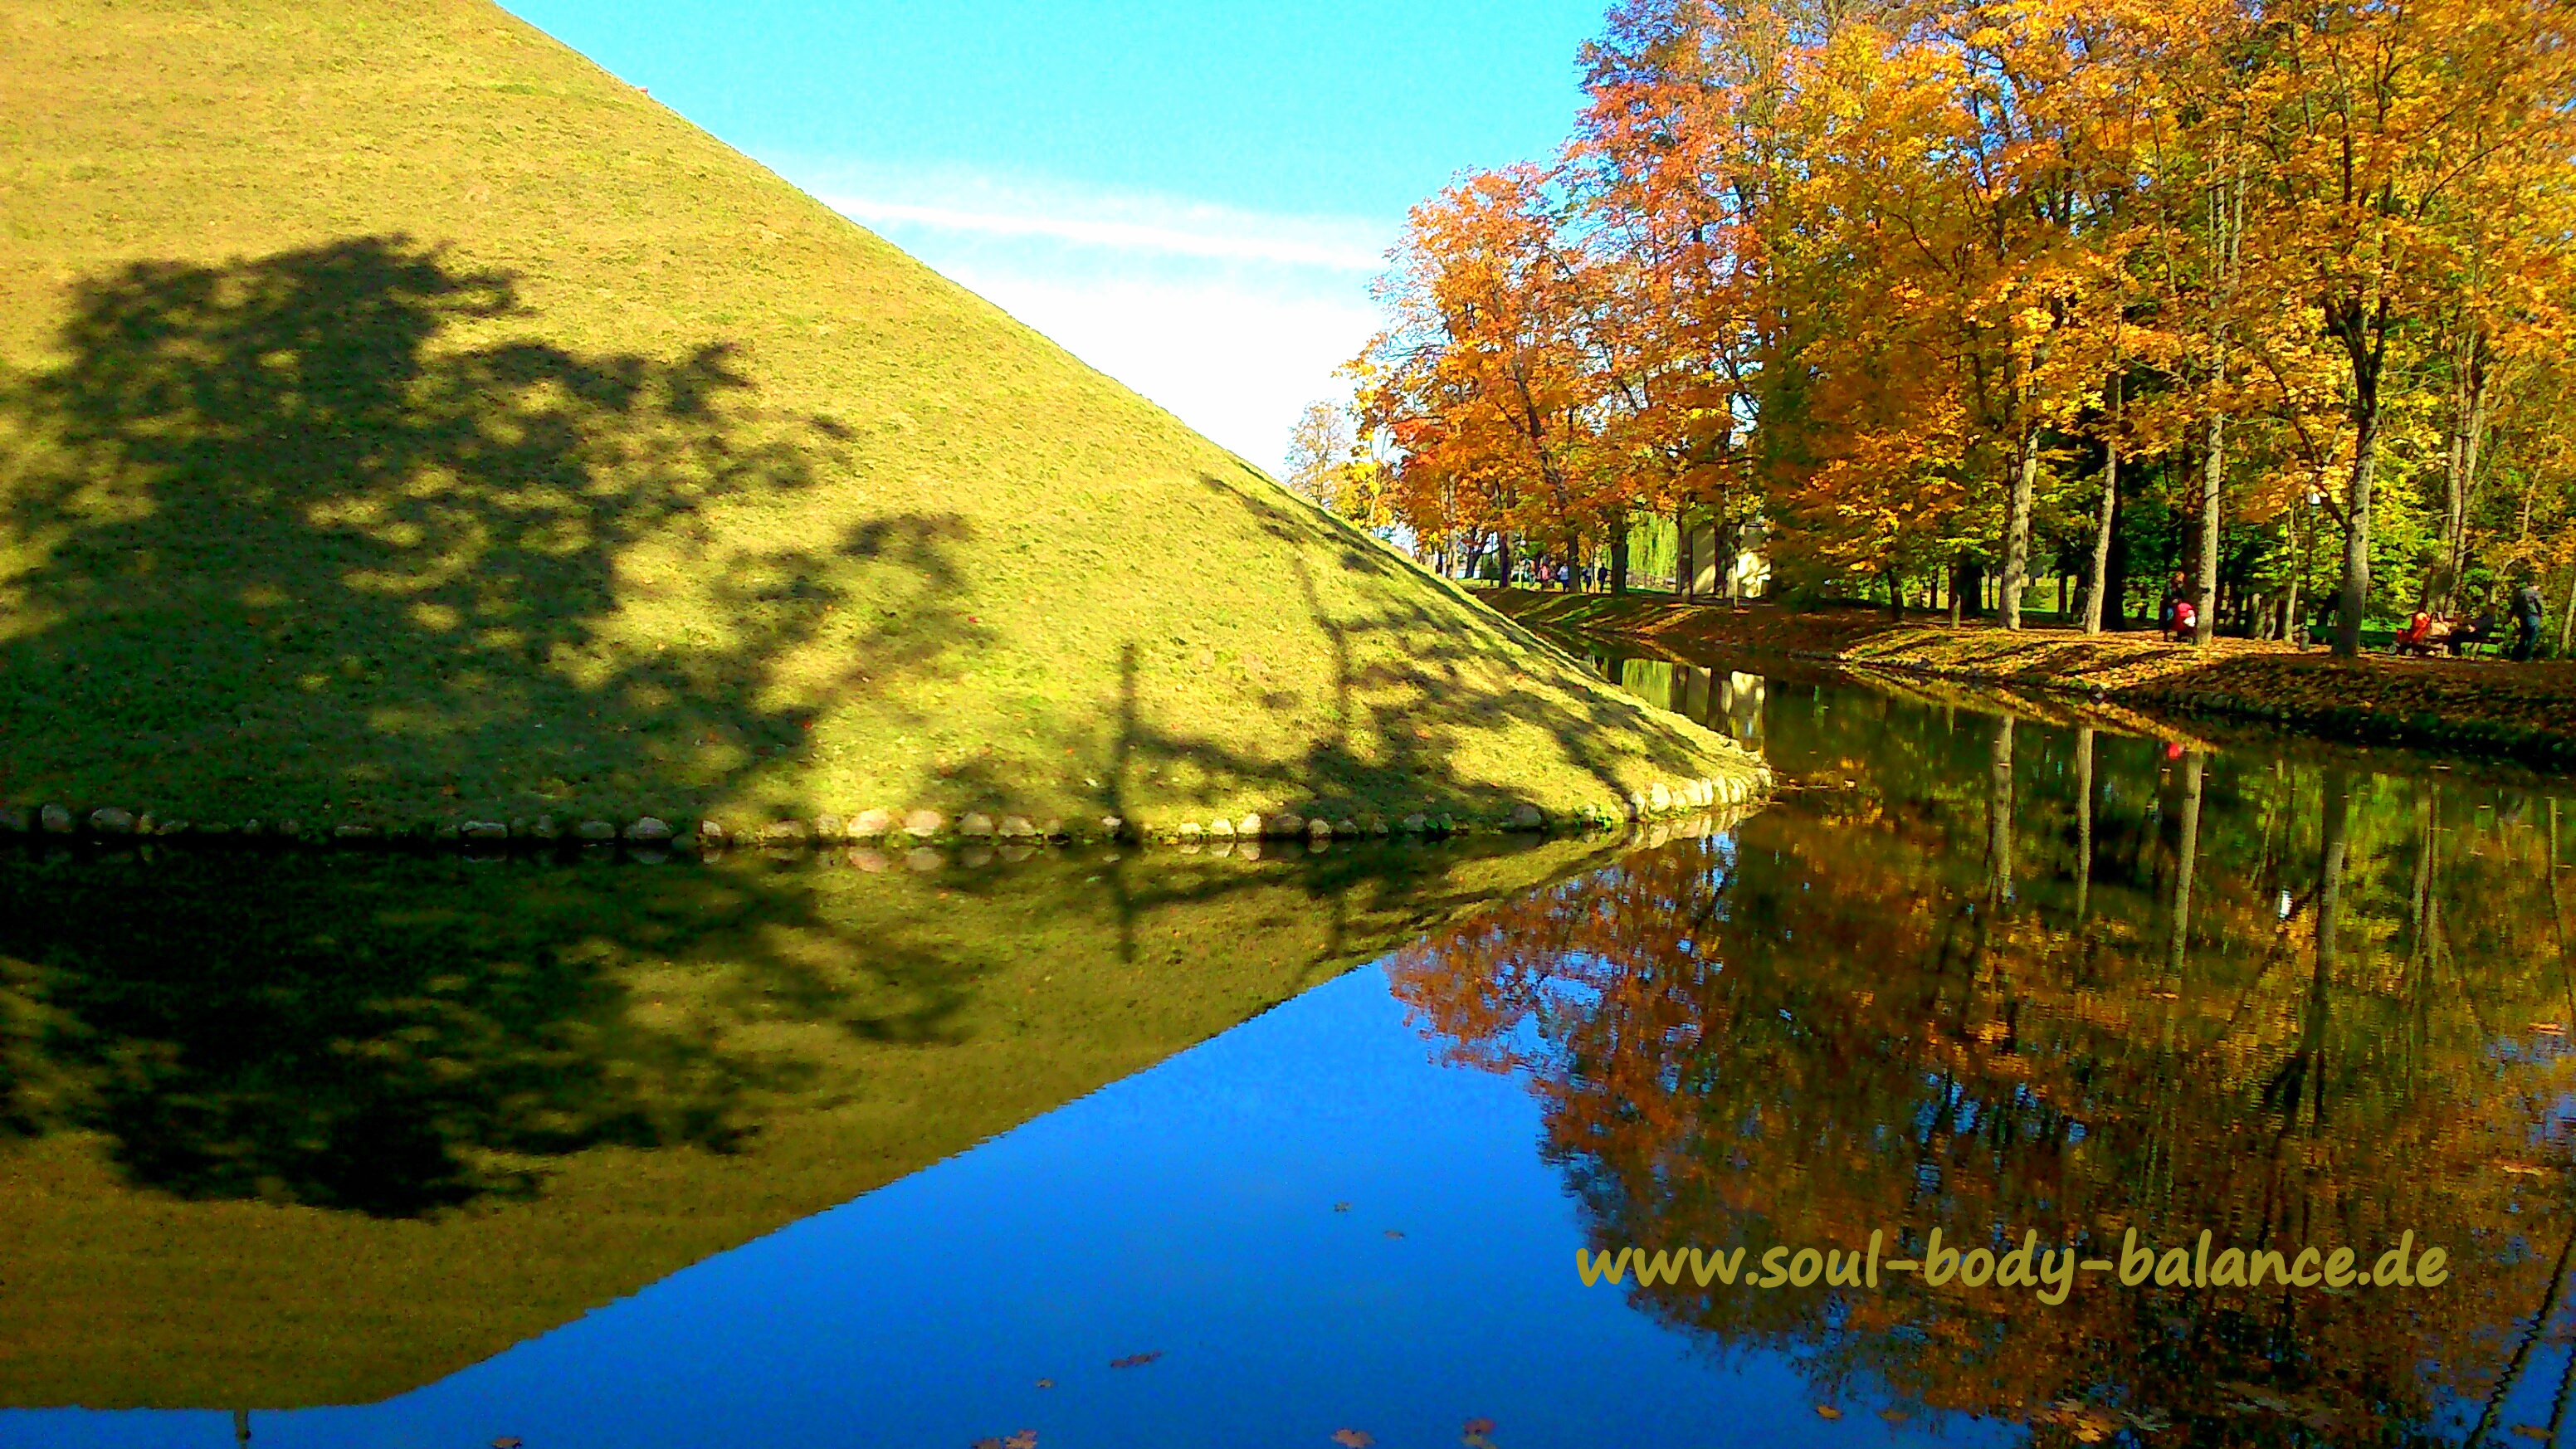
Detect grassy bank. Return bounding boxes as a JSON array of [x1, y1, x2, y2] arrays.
[[0, 0, 1760, 841], [0, 819, 1797, 1409], [1492, 590, 2576, 767]]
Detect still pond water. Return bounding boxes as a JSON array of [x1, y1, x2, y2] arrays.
[[3, 656, 2575, 1447]]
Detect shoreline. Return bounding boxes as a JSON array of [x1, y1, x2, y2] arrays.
[[1490, 590, 2576, 771]]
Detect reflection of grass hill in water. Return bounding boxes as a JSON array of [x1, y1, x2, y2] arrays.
[[0, 832, 1631, 1408], [0, 0, 1758, 832]]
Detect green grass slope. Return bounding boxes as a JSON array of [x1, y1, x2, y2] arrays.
[[0, 0, 1762, 835], [0, 834, 1639, 1408]]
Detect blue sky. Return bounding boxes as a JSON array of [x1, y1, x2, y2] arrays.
[[494, 0, 1606, 470]]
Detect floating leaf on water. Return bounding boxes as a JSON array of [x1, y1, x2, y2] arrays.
[[1330, 1432, 1374, 1448], [1877, 1409, 1910, 1424], [1816, 1405, 1842, 1420], [2535, 1022, 2567, 1035], [493, 1440, 523, 1449], [2514, 1426, 2552, 1440], [1109, 1351, 1163, 1369], [1006, 1433, 1037, 1449], [2500, 1162, 2550, 1177], [1035, 1378, 1053, 1389], [1462, 1417, 1495, 1435], [1333, 1202, 1352, 1212]]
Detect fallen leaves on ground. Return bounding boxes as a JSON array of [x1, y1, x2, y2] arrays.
[[1108, 1352, 1163, 1369]]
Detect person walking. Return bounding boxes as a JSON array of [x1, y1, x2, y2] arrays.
[[2513, 577, 2547, 661]]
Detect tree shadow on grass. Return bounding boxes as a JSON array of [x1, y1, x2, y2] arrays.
[[0, 237, 1007, 1217], [0, 235, 970, 822], [1170, 471, 1731, 812]]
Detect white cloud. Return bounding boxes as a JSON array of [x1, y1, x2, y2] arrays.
[[941, 266, 1379, 471], [826, 196, 1386, 272], [795, 164, 1391, 471]]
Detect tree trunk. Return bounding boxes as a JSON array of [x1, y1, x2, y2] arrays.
[[2284, 490, 2309, 646], [1498, 533, 1515, 590], [2334, 399, 2380, 657], [2330, 295, 2388, 658], [2003, 424, 2039, 630], [2194, 410, 2222, 644], [1609, 512, 1629, 596], [2559, 562, 2576, 656], [2081, 412, 2122, 632], [1676, 509, 1692, 602], [2437, 333, 2492, 614]]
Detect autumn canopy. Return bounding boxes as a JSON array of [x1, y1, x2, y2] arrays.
[[1339, 0, 2576, 656]]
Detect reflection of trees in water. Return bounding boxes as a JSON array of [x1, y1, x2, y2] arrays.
[[1393, 684, 2576, 1440]]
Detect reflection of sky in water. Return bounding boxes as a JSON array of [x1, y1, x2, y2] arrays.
[[4, 964, 2006, 1449]]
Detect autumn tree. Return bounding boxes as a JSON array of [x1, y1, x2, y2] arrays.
[[1358, 0, 2576, 645], [2234, 0, 2576, 654], [1353, 165, 1611, 578], [1281, 399, 1354, 512]]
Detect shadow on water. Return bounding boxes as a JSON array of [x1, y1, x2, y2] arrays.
[[0, 810, 1639, 1408], [1393, 672, 2576, 1443], [0, 827, 1629, 1223], [0, 236, 975, 820]]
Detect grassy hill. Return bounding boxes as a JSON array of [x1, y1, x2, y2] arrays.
[[0, 0, 1762, 837], [0, 832, 1661, 1408]]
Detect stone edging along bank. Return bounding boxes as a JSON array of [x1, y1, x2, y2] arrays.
[[0, 767, 1771, 854]]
